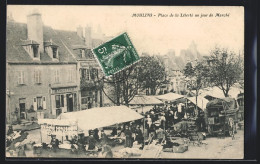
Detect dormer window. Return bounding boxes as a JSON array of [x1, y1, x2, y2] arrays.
[[72, 45, 87, 59], [52, 47, 58, 58], [44, 40, 59, 60], [32, 45, 39, 58], [21, 40, 40, 60]]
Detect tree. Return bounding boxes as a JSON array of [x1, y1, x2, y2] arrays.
[[101, 54, 168, 106], [102, 66, 140, 106], [137, 55, 167, 95], [206, 47, 243, 97], [183, 61, 207, 110]]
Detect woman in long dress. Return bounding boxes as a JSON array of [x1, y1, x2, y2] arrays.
[[124, 125, 133, 148]]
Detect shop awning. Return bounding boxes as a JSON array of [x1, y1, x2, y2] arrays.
[[129, 95, 164, 105], [155, 93, 184, 102], [187, 96, 209, 111], [57, 106, 143, 131]]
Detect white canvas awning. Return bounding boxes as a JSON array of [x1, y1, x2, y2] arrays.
[[199, 86, 244, 99], [155, 93, 184, 102], [187, 96, 209, 111], [57, 106, 143, 131], [129, 95, 163, 105], [130, 105, 154, 114], [38, 119, 77, 126]]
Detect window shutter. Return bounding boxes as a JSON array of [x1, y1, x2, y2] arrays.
[[58, 69, 60, 83], [63, 95, 67, 113], [22, 71, 25, 84], [17, 71, 21, 84], [33, 70, 36, 83], [39, 70, 41, 83], [43, 96, 46, 110], [86, 69, 89, 80], [33, 97, 37, 111]]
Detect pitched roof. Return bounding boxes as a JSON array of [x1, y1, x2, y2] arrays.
[[6, 21, 84, 64]]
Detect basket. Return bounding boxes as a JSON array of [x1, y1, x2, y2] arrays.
[[172, 144, 188, 153], [162, 148, 173, 152]]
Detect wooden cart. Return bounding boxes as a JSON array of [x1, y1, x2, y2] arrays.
[[204, 98, 239, 137]]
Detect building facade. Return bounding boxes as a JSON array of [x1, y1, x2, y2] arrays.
[[6, 10, 80, 123]]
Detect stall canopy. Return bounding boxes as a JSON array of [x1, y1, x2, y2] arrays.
[[155, 93, 184, 102], [199, 86, 244, 100], [57, 106, 143, 131], [130, 105, 154, 114], [38, 119, 77, 126], [129, 95, 163, 105], [187, 96, 209, 111]]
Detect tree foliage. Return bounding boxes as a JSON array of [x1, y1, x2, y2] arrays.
[[102, 54, 167, 105], [207, 47, 243, 97], [183, 60, 207, 110], [183, 61, 207, 92], [102, 66, 139, 106], [137, 55, 167, 95]]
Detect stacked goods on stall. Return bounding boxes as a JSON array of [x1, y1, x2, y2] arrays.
[[170, 137, 188, 153], [162, 137, 188, 153], [186, 121, 199, 141]]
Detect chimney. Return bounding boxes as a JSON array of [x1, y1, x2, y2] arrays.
[[85, 26, 92, 48], [77, 26, 83, 38], [27, 9, 44, 53]]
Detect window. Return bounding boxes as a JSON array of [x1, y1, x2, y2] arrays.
[[52, 47, 58, 59], [68, 69, 73, 82], [54, 69, 60, 83], [55, 95, 64, 108], [79, 49, 85, 58], [33, 97, 45, 110], [32, 45, 39, 58], [82, 69, 90, 80], [34, 70, 41, 84], [37, 97, 43, 110], [90, 68, 98, 80], [18, 71, 25, 85], [81, 90, 93, 105]]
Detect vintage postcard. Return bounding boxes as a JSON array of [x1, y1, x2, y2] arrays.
[[6, 5, 244, 159]]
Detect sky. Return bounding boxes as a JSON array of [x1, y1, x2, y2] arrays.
[[7, 5, 244, 56]]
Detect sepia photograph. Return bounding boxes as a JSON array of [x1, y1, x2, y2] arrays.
[[6, 5, 244, 159]]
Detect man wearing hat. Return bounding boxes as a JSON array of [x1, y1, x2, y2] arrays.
[[100, 130, 110, 146], [87, 131, 96, 150], [50, 135, 59, 152], [135, 125, 144, 145], [17, 144, 26, 157]]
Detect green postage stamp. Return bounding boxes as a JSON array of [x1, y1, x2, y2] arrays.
[[92, 32, 140, 76]]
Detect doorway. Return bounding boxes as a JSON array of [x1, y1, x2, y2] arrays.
[[67, 94, 73, 112], [19, 98, 26, 119]]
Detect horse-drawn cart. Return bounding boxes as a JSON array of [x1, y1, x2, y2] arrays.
[[204, 98, 239, 137]]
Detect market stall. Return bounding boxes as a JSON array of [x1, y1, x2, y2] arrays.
[[37, 119, 78, 144], [155, 93, 184, 104], [129, 95, 164, 106], [187, 96, 209, 111], [57, 106, 143, 133], [199, 86, 244, 100]]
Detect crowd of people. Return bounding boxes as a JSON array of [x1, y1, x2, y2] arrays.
[[7, 101, 206, 157]]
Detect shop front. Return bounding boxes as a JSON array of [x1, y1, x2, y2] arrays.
[[51, 86, 78, 118]]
